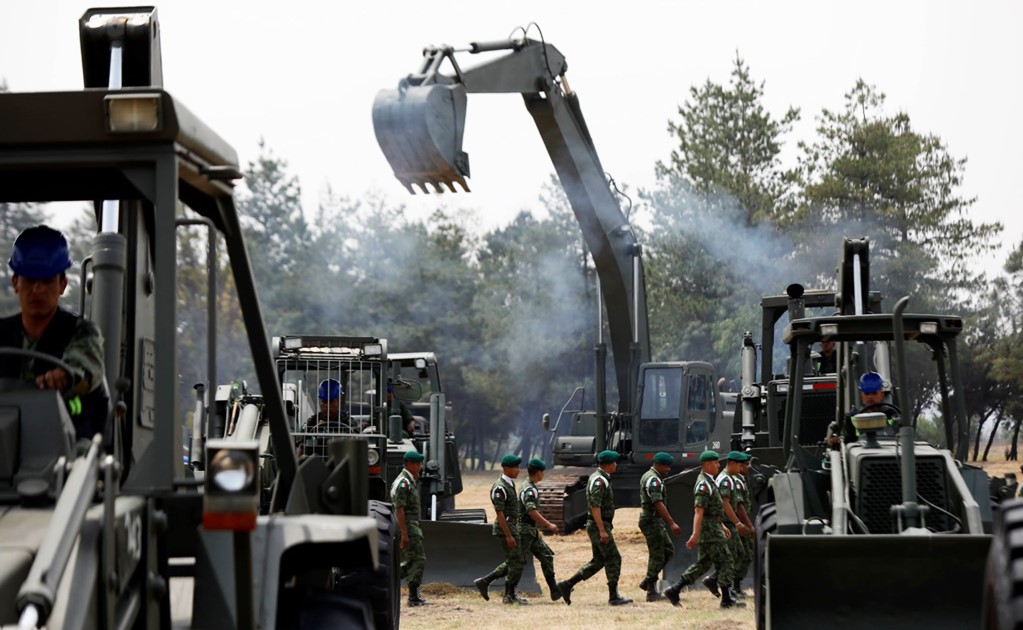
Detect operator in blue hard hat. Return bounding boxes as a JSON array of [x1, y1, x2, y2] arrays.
[[827, 371, 901, 446], [0, 226, 106, 440], [299, 378, 354, 457]]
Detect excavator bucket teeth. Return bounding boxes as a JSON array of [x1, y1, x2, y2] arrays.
[[762, 534, 990, 629], [372, 83, 470, 194]]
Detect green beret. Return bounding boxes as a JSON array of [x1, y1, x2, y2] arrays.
[[653, 452, 674, 465], [726, 450, 746, 462], [699, 450, 720, 462], [597, 450, 620, 464], [403, 451, 425, 463], [527, 457, 547, 470], [501, 454, 522, 468]]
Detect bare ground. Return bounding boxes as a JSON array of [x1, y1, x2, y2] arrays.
[[400, 470, 755, 630]]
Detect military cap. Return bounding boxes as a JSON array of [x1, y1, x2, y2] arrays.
[[597, 450, 620, 464], [403, 451, 425, 463], [726, 450, 748, 462], [501, 454, 522, 468], [653, 452, 674, 465], [699, 450, 720, 462], [527, 457, 547, 470]]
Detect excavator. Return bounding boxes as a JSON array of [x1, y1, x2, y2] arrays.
[[372, 31, 733, 533], [0, 7, 398, 628]]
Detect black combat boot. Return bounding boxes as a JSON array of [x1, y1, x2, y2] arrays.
[[720, 584, 746, 609], [511, 583, 529, 605], [702, 575, 720, 597], [638, 577, 653, 592], [645, 586, 664, 602], [732, 577, 746, 599], [544, 572, 563, 601], [408, 583, 427, 607], [473, 571, 501, 601], [502, 582, 528, 605], [661, 579, 686, 607], [608, 583, 633, 606], [557, 574, 582, 605]]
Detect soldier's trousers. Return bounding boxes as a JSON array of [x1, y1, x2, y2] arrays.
[[575, 521, 621, 585], [677, 538, 732, 586], [715, 524, 749, 583], [519, 525, 556, 582], [490, 526, 525, 584], [639, 514, 674, 581], [400, 535, 426, 584], [736, 531, 754, 579]]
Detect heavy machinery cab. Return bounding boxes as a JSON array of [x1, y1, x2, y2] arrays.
[[633, 361, 722, 461]]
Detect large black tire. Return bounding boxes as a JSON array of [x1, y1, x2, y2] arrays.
[[753, 502, 777, 630], [336, 500, 400, 630], [277, 588, 374, 629], [983, 498, 1023, 629]]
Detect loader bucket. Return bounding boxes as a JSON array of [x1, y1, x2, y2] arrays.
[[762, 534, 990, 630], [420, 521, 538, 591], [372, 83, 470, 194]]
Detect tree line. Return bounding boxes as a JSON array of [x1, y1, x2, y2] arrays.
[[2, 56, 1019, 466]]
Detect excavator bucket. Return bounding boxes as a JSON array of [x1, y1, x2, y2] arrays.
[[762, 534, 990, 629], [372, 83, 470, 194], [420, 521, 538, 591]]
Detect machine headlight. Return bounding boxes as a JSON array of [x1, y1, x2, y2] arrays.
[[203, 439, 259, 531], [821, 323, 839, 338], [364, 343, 383, 357], [920, 322, 938, 335], [367, 448, 381, 466], [105, 93, 162, 133]]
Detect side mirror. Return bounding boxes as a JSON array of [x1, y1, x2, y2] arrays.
[[542, 413, 550, 432]]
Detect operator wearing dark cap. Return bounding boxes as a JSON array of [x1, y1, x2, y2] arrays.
[[516, 457, 562, 601], [638, 451, 682, 601], [392, 450, 428, 606], [474, 454, 528, 604], [1, 225, 106, 440], [828, 372, 901, 446], [557, 449, 633, 606], [661, 450, 743, 609]]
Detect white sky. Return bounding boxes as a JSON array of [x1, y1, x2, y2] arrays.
[[3, 1, 1021, 272]]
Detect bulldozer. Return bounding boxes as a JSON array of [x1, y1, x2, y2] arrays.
[[372, 30, 732, 533], [709, 238, 992, 629], [0, 7, 398, 628]]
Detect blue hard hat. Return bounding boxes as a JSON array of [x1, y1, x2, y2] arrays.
[[859, 372, 884, 394], [9, 225, 73, 280], [318, 379, 342, 401]]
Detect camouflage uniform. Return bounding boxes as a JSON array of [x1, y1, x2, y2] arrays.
[[488, 476, 524, 584], [734, 472, 754, 578], [518, 478, 557, 589], [0, 308, 105, 439], [390, 467, 425, 584], [716, 470, 748, 581], [576, 468, 621, 585], [639, 466, 674, 582], [676, 471, 733, 586]]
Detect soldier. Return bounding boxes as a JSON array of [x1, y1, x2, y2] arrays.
[[518, 457, 562, 601], [474, 454, 528, 605], [557, 450, 633, 607], [638, 451, 682, 601], [391, 450, 427, 606], [704, 451, 753, 599], [661, 450, 744, 609], [733, 453, 756, 597]]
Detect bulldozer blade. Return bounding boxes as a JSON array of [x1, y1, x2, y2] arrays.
[[763, 534, 990, 629], [372, 83, 470, 194], [420, 520, 538, 591]]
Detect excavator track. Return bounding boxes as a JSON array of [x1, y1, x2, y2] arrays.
[[537, 475, 587, 533]]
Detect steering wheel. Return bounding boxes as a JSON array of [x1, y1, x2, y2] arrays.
[[878, 402, 902, 418], [0, 347, 79, 395]]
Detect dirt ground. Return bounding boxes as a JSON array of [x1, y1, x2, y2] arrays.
[[400, 469, 755, 630]]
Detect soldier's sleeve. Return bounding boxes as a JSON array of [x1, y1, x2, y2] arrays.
[[693, 478, 711, 509], [588, 476, 607, 508], [64, 318, 105, 395], [521, 486, 540, 513], [646, 476, 665, 503], [718, 476, 733, 500], [391, 477, 410, 508], [491, 484, 508, 512]]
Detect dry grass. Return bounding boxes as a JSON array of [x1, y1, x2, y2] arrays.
[[401, 470, 755, 630]]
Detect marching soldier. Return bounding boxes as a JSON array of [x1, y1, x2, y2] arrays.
[[557, 450, 633, 607], [474, 454, 528, 604], [638, 451, 682, 601], [734, 454, 756, 596], [661, 450, 744, 609], [391, 450, 427, 606], [704, 451, 753, 599], [519, 457, 562, 601]]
